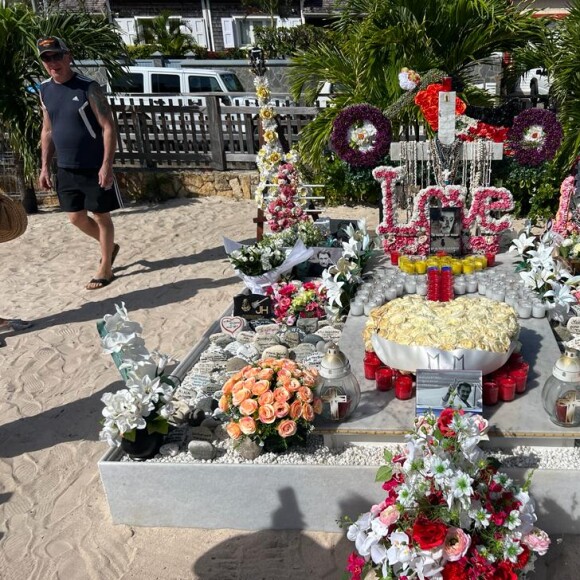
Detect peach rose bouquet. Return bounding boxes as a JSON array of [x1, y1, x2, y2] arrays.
[[218, 358, 323, 452]]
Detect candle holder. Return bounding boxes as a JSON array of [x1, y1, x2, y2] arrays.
[[510, 363, 529, 394], [394, 375, 413, 400], [364, 351, 382, 380], [482, 381, 499, 405], [498, 376, 516, 401], [376, 367, 394, 392]]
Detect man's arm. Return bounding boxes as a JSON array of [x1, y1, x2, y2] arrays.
[[88, 82, 116, 189], [39, 107, 55, 190]]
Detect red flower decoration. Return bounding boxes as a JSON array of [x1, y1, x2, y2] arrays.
[[442, 561, 467, 580], [414, 83, 467, 131], [494, 560, 518, 580], [437, 408, 464, 437], [411, 515, 448, 550]]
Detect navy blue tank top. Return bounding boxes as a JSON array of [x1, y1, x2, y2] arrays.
[[40, 73, 104, 169]]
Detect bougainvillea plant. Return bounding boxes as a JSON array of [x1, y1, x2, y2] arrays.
[[330, 104, 392, 168]]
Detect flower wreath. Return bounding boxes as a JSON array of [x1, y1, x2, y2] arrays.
[[330, 104, 392, 168], [508, 108, 563, 167]]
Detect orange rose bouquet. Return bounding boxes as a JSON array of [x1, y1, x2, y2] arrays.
[[219, 358, 323, 452]]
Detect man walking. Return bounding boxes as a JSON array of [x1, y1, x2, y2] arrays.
[[38, 36, 122, 290]]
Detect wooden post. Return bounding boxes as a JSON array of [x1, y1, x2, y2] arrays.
[[206, 96, 226, 171]]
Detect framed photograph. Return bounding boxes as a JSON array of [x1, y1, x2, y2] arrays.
[[304, 246, 344, 276], [416, 369, 482, 416], [429, 207, 462, 255]]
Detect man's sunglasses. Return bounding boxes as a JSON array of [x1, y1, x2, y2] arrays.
[[40, 52, 65, 63]]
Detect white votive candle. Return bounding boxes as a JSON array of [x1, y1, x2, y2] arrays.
[[466, 279, 478, 293], [350, 300, 364, 316], [517, 301, 532, 319], [416, 283, 427, 296], [532, 302, 546, 318]]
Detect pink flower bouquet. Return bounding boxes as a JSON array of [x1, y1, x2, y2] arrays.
[[345, 409, 549, 579], [266, 280, 327, 326], [219, 358, 323, 452]]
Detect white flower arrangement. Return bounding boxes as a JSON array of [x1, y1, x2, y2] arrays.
[[322, 220, 374, 317], [510, 228, 580, 319], [99, 303, 177, 447]]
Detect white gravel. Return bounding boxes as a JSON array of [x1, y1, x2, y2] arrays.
[[122, 435, 580, 469]]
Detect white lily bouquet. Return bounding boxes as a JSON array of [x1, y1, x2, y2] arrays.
[[98, 303, 177, 448], [322, 219, 374, 318], [510, 227, 580, 320], [224, 237, 313, 294]]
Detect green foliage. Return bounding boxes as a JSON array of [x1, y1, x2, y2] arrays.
[[126, 44, 156, 59], [255, 24, 327, 58], [493, 158, 561, 220], [304, 153, 386, 207], [289, 0, 543, 169], [135, 11, 199, 57], [0, 6, 126, 182], [241, 0, 292, 26]]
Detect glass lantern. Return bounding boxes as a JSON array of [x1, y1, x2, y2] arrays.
[[318, 343, 361, 421], [541, 347, 580, 427]]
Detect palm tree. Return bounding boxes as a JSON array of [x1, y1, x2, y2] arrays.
[[136, 11, 199, 57], [289, 0, 544, 169], [0, 6, 126, 212]]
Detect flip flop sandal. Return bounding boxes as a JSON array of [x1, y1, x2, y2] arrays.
[[86, 277, 114, 290]]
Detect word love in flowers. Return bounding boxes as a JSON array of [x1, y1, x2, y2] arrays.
[[374, 166, 514, 256], [220, 316, 246, 337]]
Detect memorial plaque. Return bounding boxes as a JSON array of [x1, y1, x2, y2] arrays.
[[297, 317, 319, 334], [304, 352, 324, 368], [262, 345, 289, 359], [567, 317, 580, 336], [220, 316, 246, 336], [253, 334, 280, 352], [233, 293, 273, 320], [291, 343, 316, 363], [279, 327, 304, 348], [316, 326, 342, 343]]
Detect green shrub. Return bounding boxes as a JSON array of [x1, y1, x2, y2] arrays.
[[492, 158, 562, 220]]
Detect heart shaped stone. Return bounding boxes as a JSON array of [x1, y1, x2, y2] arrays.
[[220, 316, 245, 336]]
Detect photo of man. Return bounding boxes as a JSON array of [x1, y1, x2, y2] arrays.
[[415, 370, 483, 416]]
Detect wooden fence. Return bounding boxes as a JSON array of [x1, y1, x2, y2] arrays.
[[110, 95, 318, 171]]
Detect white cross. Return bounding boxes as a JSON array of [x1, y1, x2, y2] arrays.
[[321, 387, 348, 420]]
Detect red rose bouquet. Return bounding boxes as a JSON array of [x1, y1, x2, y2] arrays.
[[219, 358, 323, 452], [345, 409, 550, 579], [266, 280, 327, 326]]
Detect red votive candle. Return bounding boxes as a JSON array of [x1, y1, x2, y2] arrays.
[[390, 251, 400, 266], [442, 76, 453, 91], [394, 375, 413, 400], [498, 376, 516, 401], [364, 351, 382, 380], [482, 381, 499, 406], [485, 252, 496, 267], [508, 352, 524, 367], [510, 363, 529, 394], [376, 367, 394, 392]]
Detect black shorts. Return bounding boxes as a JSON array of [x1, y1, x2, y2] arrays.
[[56, 167, 122, 213]]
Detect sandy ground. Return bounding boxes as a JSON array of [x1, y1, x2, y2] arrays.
[[0, 196, 577, 580], [0, 197, 379, 580]]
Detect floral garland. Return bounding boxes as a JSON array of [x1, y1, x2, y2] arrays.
[[266, 162, 309, 232], [508, 108, 563, 167], [253, 75, 300, 209], [330, 104, 392, 168], [553, 175, 578, 236], [414, 83, 467, 131]]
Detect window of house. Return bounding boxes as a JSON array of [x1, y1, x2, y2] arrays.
[[151, 74, 181, 93], [188, 76, 222, 93], [235, 17, 271, 47]]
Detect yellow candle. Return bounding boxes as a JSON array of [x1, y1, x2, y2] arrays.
[[462, 261, 474, 274], [451, 260, 463, 275], [415, 260, 427, 274]]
